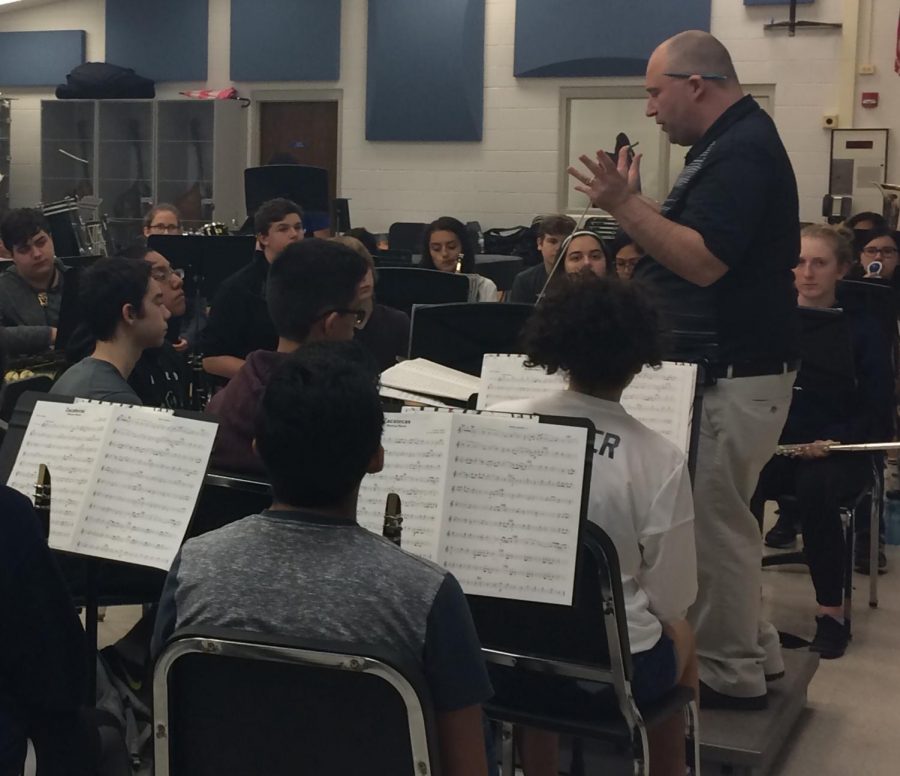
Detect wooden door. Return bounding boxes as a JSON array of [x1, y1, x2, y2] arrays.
[[259, 101, 339, 211]]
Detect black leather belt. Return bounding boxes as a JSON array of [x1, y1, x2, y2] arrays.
[[710, 359, 800, 379]]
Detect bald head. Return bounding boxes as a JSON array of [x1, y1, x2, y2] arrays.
[[645, 31, 744, 146], [659, 31, 739, 83]]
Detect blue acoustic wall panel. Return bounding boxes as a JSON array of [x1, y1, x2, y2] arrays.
[[366, 0, 484, 142], [0, 31, 85, 86], [106, 0, 208, 81], [514, 0, 712, 78], [231, 0, 340, 81]]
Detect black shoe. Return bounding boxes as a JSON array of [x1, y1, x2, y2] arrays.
[[809, 615, 849, 659], [855, 549, 888, 575], [699, 681, 767, 710], [764, 519, 798, 549]]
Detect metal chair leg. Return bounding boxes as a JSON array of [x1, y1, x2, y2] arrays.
[[500, 721, 515, 776], [632, 723, 649, 776], [870, 467, 883, 608], [684, 700, 701, 775], [841, 506, 853, 635]]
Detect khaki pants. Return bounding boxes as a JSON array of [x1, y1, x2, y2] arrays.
[[689, 371, 795, 697]]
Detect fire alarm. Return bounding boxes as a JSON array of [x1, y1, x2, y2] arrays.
[[861, 92, 879, 108]]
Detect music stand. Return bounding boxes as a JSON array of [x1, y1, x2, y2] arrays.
[[473, 255, 524, 292], [796, 306, 856, 395], [408, 303, 534, 376], [244, 165, 330, 217], [148, 234, 256, 301], [837, 278, 898, 357], [0, 391, 219, 704], [374, 267, 469, 317]]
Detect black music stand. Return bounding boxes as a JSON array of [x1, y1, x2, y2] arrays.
[[375, 267, 470, 317], [0, 391, 219, 704], [473, 255, 524, 292], [408, 303, 534, 376], [837, 278, 898, 363], [244, 165, 330, 218], [374, 249, 414, 268]]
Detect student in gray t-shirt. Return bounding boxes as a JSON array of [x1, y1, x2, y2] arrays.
[[52, 257, 170, 404], [152, 342, 493, 776]]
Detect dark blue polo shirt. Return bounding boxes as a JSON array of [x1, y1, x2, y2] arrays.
[[634, 95, 800, 363]]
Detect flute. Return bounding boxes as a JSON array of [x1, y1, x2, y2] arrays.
[[776, 441, 900, 456], [382, 492, 403, 547]]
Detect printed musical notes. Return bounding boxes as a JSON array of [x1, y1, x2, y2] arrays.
[[442, 415, 585, 605], [358, 409, 589, 605], [358, 413, 450, 561], [620, 362, 697, 453], [6, 400, 217, 571], [478, 354, 697, 453], [477, 354, 565, 409]]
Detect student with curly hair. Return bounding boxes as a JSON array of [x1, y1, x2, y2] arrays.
[[489, 272, 698, 776]]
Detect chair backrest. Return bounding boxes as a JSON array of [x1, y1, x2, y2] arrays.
[[408, 302, 534, 375], [466, 522, 632, 693], [473, 254, 523, 291], [154, 628, 438, 776], [375, 267, 469, 317], [388, 222, 427, 253]]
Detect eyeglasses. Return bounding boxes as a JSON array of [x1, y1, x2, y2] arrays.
[[148, 223, 182, 233], [863, 246, 898, 258], [664, 72, 729, 81], [150, 267, 185, 282], [321, 308, 368, 330]]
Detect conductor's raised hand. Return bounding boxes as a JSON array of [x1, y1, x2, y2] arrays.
[[568, 147, 641, 211]]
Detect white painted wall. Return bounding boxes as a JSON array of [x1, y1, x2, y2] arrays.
[[1, 0, 897, 230]]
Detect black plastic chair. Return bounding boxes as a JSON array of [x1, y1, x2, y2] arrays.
[[375, 267, 469, 317], [154, 627, 439, 776], [408, 303, 534, 376], [467, 522, 698, 776], [374, 248, 414, 268], [388, 222, 427, 253]]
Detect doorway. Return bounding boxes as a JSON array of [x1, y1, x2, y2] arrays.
[[258, 101, 339, 217]]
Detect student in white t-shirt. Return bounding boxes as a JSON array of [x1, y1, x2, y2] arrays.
[[489, 271, 698, 776]]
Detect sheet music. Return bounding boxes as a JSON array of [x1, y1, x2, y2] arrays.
[[357, 413, 452, 561], [440, 415, 586, 605], [478, 354, 697, 454], [74, 406, 217, 570], [7, 402, 111, 549], [380, 358, 480, 402], [621, 362, 697, 453], [379, 385, 454, 408], [476, 353, 566, 409]]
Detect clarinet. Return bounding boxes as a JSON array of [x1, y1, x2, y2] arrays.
[[187, 352, 209, 411], [34, 464, 51, 540], [382, 493, 403, 547]]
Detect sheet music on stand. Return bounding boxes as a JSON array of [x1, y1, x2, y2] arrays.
[[6, 399, 217, 570], [357, 407, 594, 605], [379, 358, 481, 403], [477, 353, 698, 454]]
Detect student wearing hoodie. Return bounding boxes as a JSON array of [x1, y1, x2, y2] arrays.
[[205, 239, 370, 474], [0, 208, 68, 356]]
